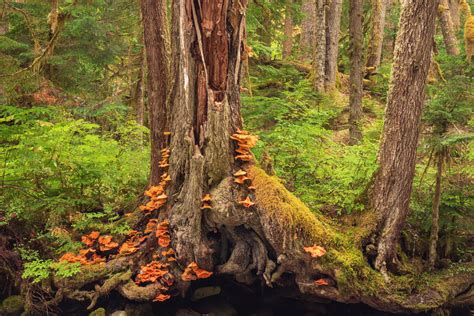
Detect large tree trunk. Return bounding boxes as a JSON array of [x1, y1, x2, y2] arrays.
[[141, 0, 170, 186], [428, 152, 444, 270], [324, 0, 343, 91], [313, 0, 326, 92], [166, 0, 246, 267], [300, 0, 315, 60], [282, 0, 293, 59], [439, 0, 460, 55], [366, 0, 390, 74], [348, 0, 364, 145], [370, 0, 439, 274], [51, 0, 474, 313]]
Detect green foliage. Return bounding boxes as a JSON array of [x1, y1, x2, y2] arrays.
[[242, 64, 380, 213], [0, 105, 149, 255], [409, 54, 474, 260], [2, 0, 141, 95], [19, 248, 81, 283]]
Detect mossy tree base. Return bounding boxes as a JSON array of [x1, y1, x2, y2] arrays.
[[50, 166, 473, 314]]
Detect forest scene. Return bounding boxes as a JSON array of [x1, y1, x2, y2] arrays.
[[0, 0, 473, 315]]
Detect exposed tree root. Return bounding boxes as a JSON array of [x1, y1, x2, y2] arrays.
[[50, 166, 473, 314]]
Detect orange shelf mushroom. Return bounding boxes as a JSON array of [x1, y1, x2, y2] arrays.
[[238, 196, 255, 208], [230, 129, 258, 162], [314, 278, 329, 286], [153, 294, 171, 302], [303, 245, 327, 258], [119, 231, 148, 256], [156, 220, 171, 248], [60, 248, 105, 265], [145, 219, 159, 233], [81, 231, 100, 247], [98, 235, 119, 252], [135, 261, 171, 285], [233, 169, 251, 185], [181, 262, 213, 281], [201, 194, 212, 210]]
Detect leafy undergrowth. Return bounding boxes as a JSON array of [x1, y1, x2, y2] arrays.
[[0, 105, 149, 281], [242, 62, 382, 214]]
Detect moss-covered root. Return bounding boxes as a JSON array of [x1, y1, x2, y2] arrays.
[[249, 166, 474, 313], [1, 295, 24, 316]]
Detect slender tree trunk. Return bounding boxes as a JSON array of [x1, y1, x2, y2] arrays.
[[256, 1, 272, 48], [313, 0, 326, 92], [300, 0, 315, 60], [348, 0, 364, 145], [282, 0, 293, 59], [439, 0, 460, 55], [0, 1, 7, 35], [141, 0, 170, 186], [428, 153, 444, 270], [371, 0, 439, 274], [324, 0, 343, 90], [461, 1, 474, 63], [132, 47, 146, 126], [366, 0, 389, 74], [449, 0, 460, 31]]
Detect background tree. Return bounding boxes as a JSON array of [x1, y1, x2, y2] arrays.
[[300, 0, 315, 60], [313, 0, 327, 91], [348, 0, 364, 145], [325, 0, 343, 90], [366, 0, 390, 74], [141, 0, 170, 185], [438, 0, 460, 56], [282, 0, 294, 59], [370, 0, 440, 274]]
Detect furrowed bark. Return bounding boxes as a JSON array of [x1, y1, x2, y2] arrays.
[[313, 0, 326, 92], [300, 0, 315, 60], [141, 0, 171, 186], [366, 0, 390, 74], [438, 0, 460, 55], [348, 0, 364, 145], [167, 0, 246, 268], [428, 153, 444, 270], [282, 0, 293, 59], [449, 0, 461, 30], [371, 0, 439, 274], [131, 47, 145, 127], [324, 0, 342, 91]]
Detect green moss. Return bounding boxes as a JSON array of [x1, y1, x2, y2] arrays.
[[250, 166, 386, 295], [89, 307, 106, 316], [1, 295, 24, 315], [250, 165, 336, 246]]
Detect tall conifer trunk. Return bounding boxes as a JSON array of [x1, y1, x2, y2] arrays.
[[366, 0, 390, 73], [313, 0, 326, 92], [282, 0, 294, 59], [348, 0, 364, 145], [300, 0, 315, 60], [439, 0, 460, 55], [324, 0, 343, 90], [371, 0, 439, 274], [141, 0, 170, 186]]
